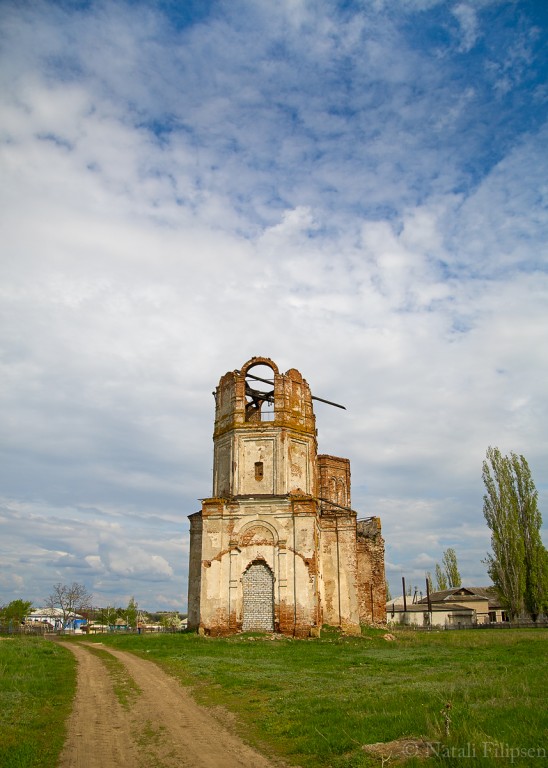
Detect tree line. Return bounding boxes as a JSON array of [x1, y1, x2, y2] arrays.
[[0, 585, 184, 631]]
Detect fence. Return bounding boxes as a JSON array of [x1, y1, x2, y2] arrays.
[[401, 619, 548, 631], [474, 619, 548, 629], [0, 623, 53, 636]]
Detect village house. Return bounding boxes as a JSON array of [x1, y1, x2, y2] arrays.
[[187, 356, 386, 637], [25, 607, 87, 632], [386, 586, 508, 628]]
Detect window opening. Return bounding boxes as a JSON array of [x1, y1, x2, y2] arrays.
[[255, 461, 264, 481]]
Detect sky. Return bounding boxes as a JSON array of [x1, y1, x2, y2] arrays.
[[1, 0, 547, 613]]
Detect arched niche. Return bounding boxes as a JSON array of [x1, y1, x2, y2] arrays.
[[238, 519, 279, 547]]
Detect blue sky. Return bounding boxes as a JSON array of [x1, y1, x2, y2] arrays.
[[1, 0, 547, 611]]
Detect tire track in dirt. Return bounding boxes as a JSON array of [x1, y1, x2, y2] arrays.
[[57, 641, 285, 768], [57, 642, 139, 768]]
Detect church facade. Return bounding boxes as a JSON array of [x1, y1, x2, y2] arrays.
[[187, 356, 386, 637]]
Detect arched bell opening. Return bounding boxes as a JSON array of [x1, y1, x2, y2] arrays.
[[243, 360, 277, 423]]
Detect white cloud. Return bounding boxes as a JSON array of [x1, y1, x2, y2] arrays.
[[0, 0, 546, 608], [452, 4, 479, 53]]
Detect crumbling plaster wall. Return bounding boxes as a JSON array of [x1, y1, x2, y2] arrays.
[[193, 496, 320, 636]]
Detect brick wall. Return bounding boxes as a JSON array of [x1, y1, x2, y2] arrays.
[[357, 517, 386, 625], [242, 561, 274, 631]]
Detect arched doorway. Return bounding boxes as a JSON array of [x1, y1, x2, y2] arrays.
[[242, 560, 275, 631]]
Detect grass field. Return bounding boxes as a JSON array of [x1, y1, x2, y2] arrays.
[[82, 626, 547, 767], [0, 636, 76, 768], [1, 627, 546, 767]]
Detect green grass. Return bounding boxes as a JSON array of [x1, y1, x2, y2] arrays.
[[81, 627, 548, 767], [0, 637, 76, 768], [1, 629, 546, 767]]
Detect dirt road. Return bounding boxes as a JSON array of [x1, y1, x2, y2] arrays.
[[57, 641, 284, 768]]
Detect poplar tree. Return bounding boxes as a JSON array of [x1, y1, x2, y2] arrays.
[[482, 447, 548, 619], [442, 548, 461, 588], [433, 549, 460, 591], [435, 563, 448, 591], [125, 596, 139, 628]]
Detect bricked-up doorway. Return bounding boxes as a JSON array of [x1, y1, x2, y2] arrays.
[[242, 561, 275, 632]]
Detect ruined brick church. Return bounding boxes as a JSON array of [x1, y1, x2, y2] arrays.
[[187, 356, 386, 636]]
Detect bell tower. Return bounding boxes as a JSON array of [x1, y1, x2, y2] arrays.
[[212, 356, 318, 498]]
